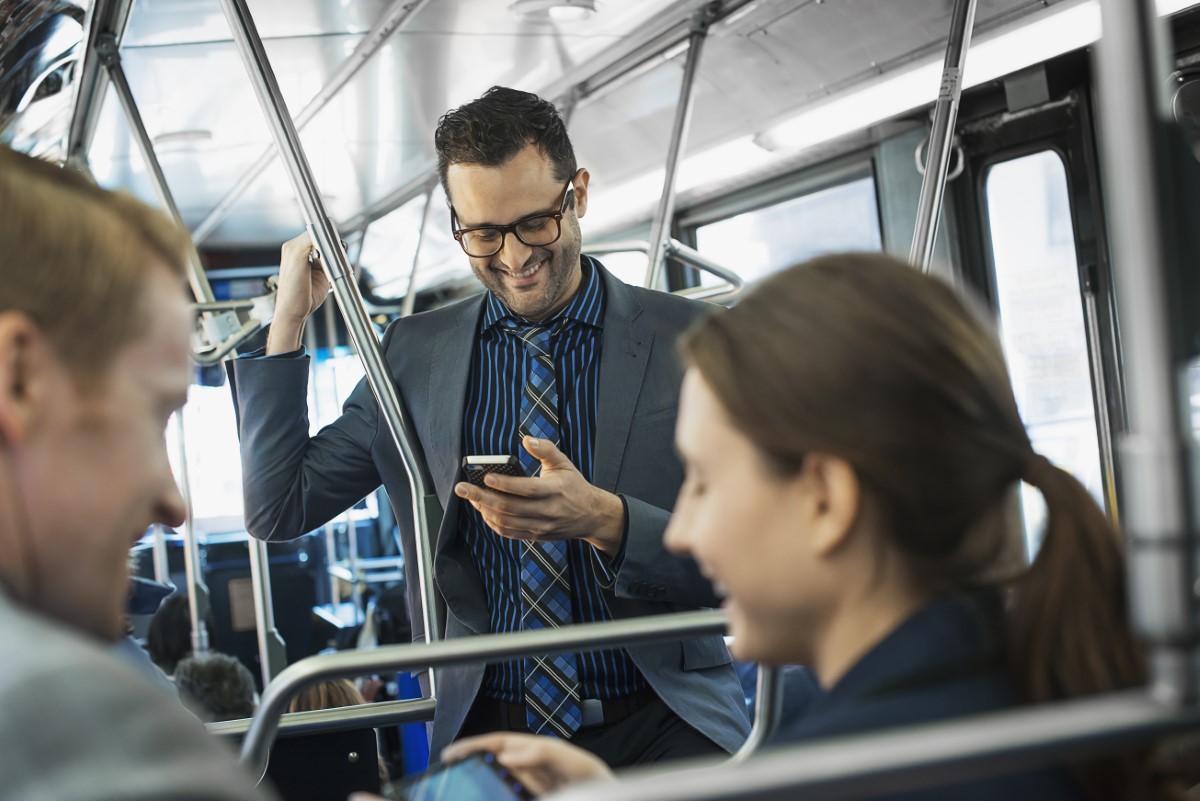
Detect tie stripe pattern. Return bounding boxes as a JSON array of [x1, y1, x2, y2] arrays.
[[505, 320, 583, 737]]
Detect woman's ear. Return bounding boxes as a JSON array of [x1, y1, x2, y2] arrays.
[[0, 313, 49, 447], [802, 454, 861, 557]]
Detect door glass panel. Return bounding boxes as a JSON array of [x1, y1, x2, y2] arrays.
[[985, 150, 1103, 556]]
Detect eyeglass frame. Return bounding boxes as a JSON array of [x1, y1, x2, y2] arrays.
[[450, 177, 576, 258]]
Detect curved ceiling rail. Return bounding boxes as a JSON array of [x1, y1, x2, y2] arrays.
[[238, 610, 727, 779], [215, 0, 446, 698]]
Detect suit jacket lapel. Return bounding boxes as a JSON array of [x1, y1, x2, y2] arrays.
[[428, 296, 484, 519], [593, 263, 651, 493]]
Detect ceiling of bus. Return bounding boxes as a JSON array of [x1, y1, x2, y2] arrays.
[[9, 0, 1109, 290]]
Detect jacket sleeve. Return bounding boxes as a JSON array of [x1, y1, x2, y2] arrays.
[[602, 494, 723, 608], [0, 659, 274, 801], [227, 326, 398, 542]]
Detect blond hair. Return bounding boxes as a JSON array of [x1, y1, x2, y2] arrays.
[[0, 147, 190, 385]]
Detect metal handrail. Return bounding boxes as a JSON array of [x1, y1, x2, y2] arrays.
[[549, 690, 1194, 801], [644, 6, 714, 291], [909, 0, 977, 272], [216, 0, 446, 695], [1096, 0, 1196, 699], [239, 611, 727, 778], [730, 666, 782, 763], [209, 698, 436, 739], [581, 239, 745, 298]]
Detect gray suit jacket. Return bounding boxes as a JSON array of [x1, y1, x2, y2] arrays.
[[0, 591, 272, 800], [229, 261, 750, 754]]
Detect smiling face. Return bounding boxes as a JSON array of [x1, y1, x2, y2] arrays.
[[0, 265, 191, 642], [447, 144, 589, 322], [665, 368, 847, 666]]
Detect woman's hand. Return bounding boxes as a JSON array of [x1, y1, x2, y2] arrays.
[[442, 732, 617, 796]]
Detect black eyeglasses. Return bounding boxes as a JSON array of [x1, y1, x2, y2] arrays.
[[451, 179, 575, 258]]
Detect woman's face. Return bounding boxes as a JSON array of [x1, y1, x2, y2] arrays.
[[665, 368, 840, 666]]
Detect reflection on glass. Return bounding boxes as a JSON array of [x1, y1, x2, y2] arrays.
[[592, 251, 652, 287], [694, 177, 883, 286], [359, 184, 476, 299], [986, 150, 1102, 557], [164, 350, 369, 531], [166, 386, 244, 528]]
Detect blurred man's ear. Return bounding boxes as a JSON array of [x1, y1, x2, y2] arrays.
[[0, 313, 48, 446]]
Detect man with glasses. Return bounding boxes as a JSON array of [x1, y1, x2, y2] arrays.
[[230, 87, 749, 768]]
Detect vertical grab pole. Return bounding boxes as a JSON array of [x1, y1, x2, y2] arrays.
[[401, 182, 437, 318], [909, 0, 977, 273], [248, 538, 287, 685], [306, 322, 344, 610], [643, 5, 714, 291], [216, 0, 444, 693], [174, 411, 210, 655], [151, 524, 172, 586], [1095, 0, 1196, 702]]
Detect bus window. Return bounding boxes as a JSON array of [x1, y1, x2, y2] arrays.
[[166, 386, 244, 529], [984, 149, 1103, 557], [358, 184, 473, 300], [693, 176, 883, 286]]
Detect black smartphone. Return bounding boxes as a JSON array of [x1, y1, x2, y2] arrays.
[[462, 455, 522, 487], [392, 753, 533, 801]]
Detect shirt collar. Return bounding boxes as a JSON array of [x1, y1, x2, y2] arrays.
[[482, 255, 606, 335]]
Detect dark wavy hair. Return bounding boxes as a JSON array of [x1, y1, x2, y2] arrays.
[[434, 86, 576, 199]]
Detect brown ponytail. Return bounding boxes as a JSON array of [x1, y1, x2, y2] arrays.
[[681, 252, 1170, 799], [1012, 456, 1155, 801]]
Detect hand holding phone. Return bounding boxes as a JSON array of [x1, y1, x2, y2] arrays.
[[462, 455, 522, 487], [392, 752, 532, 801]]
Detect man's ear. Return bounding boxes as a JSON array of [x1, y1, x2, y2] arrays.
[[803, 454, 862, 558], [0, 313, 50, 447], [573, 168, 590, 220]]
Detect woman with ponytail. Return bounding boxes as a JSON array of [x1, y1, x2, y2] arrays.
[[428, 252, 1169, 800]]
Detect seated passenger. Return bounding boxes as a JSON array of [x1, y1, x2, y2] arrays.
[[0, 146, 271, 799], [436, 252, 1169, 800], [175, 653, 258, 723], [149, 591, 215, 677], [289, 679, 392, 791]]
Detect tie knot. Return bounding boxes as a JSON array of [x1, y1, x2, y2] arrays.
[[502, 318, 560, 354]]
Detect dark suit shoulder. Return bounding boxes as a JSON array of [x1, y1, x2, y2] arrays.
[[379, 293, 483, 352], [627, 284, 714, 325]]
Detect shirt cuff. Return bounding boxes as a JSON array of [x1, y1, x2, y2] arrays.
[[592, 496, 629, 587], [239, 346, 305, 360]]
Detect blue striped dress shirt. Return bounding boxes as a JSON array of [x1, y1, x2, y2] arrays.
[[461, 257, 648, 704]]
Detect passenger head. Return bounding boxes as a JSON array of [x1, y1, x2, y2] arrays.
[[287, 678, 366, 713], [0, 147, 192, 643], [434, 86, 588, 322], [175, 652, 257, 723], [666, 252, 1141, 704], [148, 592, 215, 675]]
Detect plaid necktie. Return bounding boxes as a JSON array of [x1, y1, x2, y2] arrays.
[[502, 319, 582, 737]]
